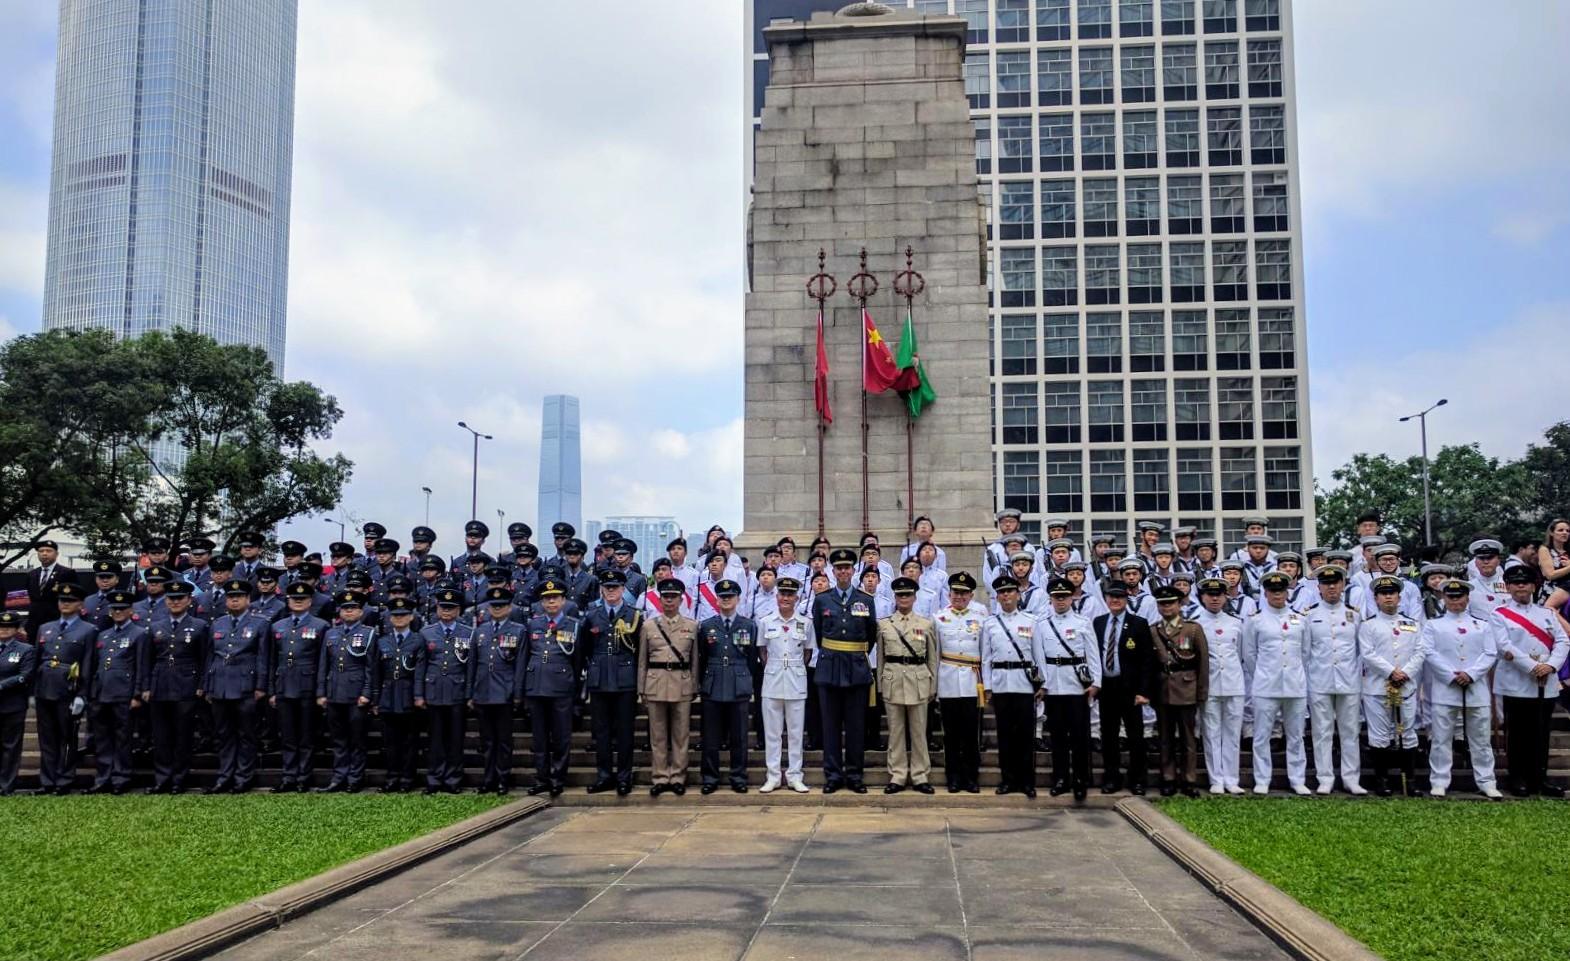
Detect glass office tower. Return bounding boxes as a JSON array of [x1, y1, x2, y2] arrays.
[[42, 0, 298, 374], [747, 0, 1313, 550], [538, 395, 584, 534]]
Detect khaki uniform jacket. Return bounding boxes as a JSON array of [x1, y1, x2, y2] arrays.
[[877, 611, 938, 705], [1151, 618, 1209, 706], [639, 614, 698, 702]]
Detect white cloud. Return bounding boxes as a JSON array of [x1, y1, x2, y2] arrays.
[[0, 313, 17, 341], [1309, 302, 1568, 482], [0, 180, 46, 299], [1490, 210, 1564, 247]]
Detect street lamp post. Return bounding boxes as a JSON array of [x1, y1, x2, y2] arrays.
[[1399, 398, 1448, 548], [324, 517, 345, 542], [456, 422, 493, 521], [421, 487, 433, 526], [497, 509, 506, 550]]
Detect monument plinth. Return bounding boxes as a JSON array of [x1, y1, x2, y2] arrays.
[[742, 3, 994, 560]]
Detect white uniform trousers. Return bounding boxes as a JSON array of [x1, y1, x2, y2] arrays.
[[762, 697, 806, 783], [1362, 692, 1418, 749], [1308, 693, 1362, 790], [1427, 703, 1495, 791], [1202, 695, 1245, 789], [1252, 696, 1307, 789]]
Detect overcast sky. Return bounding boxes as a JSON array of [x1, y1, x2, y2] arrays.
[[1, 0, 1566, 550]]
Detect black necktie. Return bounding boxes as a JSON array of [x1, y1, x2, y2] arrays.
[[1104, 616, 1119, 673]]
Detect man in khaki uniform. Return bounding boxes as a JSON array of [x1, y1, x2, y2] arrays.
[[1150, 585, 1208, 797], [639, 578, 699, 796], [877, 577, 939, 794]]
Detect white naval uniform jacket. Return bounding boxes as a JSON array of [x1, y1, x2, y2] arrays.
[[934, 603, 987, 700], [1420, 611, 1499, 707], [1303, 601, 1362, 696], [1194, 608, 1246, 697], [756, 610, 817, 701], [981, 608, 1040, 695], [1489, 600, 1569, 699], [1466, 572, 1509, 621], [1032, 609, 1101, 696], [1241, 603, 1310, 698], [1358, 611, 1425, 698]]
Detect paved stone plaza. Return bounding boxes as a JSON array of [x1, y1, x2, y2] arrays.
[[217, 806, 1289, 961]]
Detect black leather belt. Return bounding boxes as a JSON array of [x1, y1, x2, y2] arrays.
[[991, 660, 1031, 670], [1042, 656, 1084, 666], [647, 661, 689, 670], [885, 655, 926, 665]]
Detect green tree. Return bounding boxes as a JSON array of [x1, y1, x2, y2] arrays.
[[1518, 421, 1570, 529]]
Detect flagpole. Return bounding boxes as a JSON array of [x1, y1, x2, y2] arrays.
[[848, 248, 879, 536], [893, 246, 925, 527], [806, 248, 836, 538]]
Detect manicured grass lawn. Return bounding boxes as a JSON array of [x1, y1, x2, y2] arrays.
[[1157, 797, 1569, 961], [0, 794, 510, 961]]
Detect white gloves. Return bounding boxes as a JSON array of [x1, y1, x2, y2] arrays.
[[70, 696, 86, 716]]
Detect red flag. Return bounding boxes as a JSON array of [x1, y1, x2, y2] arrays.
[[814, 307, 833, 425], [862, 308, 902, 393]]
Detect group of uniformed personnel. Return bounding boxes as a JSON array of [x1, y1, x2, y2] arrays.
[[1, 512, 1566, 800]]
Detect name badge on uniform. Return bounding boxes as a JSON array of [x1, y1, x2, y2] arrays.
[[6, 653, 17, 664], [851, 602, 869, 616], [1398, 624, 1418, 633]]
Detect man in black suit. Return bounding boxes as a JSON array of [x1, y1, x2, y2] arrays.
[[1093, 583, 1156, 795], [26, 540, 78, 640]]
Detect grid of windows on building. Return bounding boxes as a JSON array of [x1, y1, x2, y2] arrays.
[[749, 0, 1308, 553]]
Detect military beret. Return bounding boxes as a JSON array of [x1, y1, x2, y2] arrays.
[[412, 526, 437, 542], [386, 597, 418, 614], [1356, 510, 1383, 525], [1468, 538, 1503, 556], [1441, 578, 1472, 596], [1241, 515, 1270, 527], [506, 522, 530, 538], [1371, 575, 1404, 594], [374, 538, 399, 554], [107, 590, 136, 608], [1502, 565, 1538, 586], [1152, 542, 1176, 556], [991, 574, 1020, 592], [223, 580, 252, 597], [860, 543, 882, 557], [948, 571, 978, 592], [1102, 583, 1129, 598], [485, 586, 514, 604], [994, 508, 1022, 523], [93, 559, 123, 576], [208, 555, 235, 572], [1009, 551, 1035, 565], [1046, 577, 1074, 597], [891, 577, 919, 595], [346, 570, 373, 589], [763, 545, 783, 558], [829, 548, 858, 567], [1153, 585, 1186, 603], [552, 522, 576, 537], [329, 542, 354, 558], [435, 588, 465, 607], [1372, 544, 1402, 558], [142, 537, 171, 552], [465, 520, 489, 538], [1246, 535, 1274, 547], [615, 539, 637, 555], [280, 541, 306, 556], [419, 556, 446, 572], [54, 582, 86, 600], [284, 583, 314, 599], [385, 575, 415, 593], [334, 590, 367, 607], [1117, 559, 1145, 573], [657, 578, 687, 596], [362, 522, 387, 538], [0, 612, 22, 628], [186, 537, 216, 553], [1260, 572, 1292, 591], [163, 580, 194, 598], [1197, 578, 1227, 595], [1316, 566, 1346, 584], [484, 564, 511, 580], [714, 579, 742, 598], [1358, 535, 1387, 548], [598, 569, 627, 588], [667, 537, 688, 551], [537, 579, 565, 598]]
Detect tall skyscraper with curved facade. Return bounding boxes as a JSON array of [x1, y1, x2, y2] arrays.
[[538, 395, 583, 534], [42, 0, 298, 374]]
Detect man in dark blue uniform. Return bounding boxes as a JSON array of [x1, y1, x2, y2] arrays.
[[547, 522, 576, 567], [580, 570, 642, 795], [324, 543, 358, 595], [317, 590, 377, 792], [34, 582, 96, 793], [498, 522, 533, 566], [233, 531, 265, 584], [252, 567, 286, 622], [141, 580, 209, 793], [469, 586, 523, 794], [451, 520, 490, 571], [811, 548, 877, 794], [561, 539, 599, 612], [86, 591, 145, 794], [358, 522, 388, 570], [407, 526, 438, 572], [698, 579, 759, 794], [205, 580, 270, 793], [0, 611, 35, 795], [519, 578, 579, 797], [418, 590, 473, 794], [509, 543, 543, 609], [83, 560, 125, 628], [269, 583, 330, 792], [373, 596, 425, 792]]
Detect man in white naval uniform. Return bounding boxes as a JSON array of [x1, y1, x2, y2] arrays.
[[1422, 578, 1502, 799], [1034, 578, 1102, 802], [1302, 566, 1366, 795], [934, 573, 988, 794], [1358, 575, 1426, 796], [983, 575, 1042, 798], [1241, 571, 1311, 795], [756, 578, 816, 794], [1194, 578, 1246, 794], [1491, 565, 1569, 797]]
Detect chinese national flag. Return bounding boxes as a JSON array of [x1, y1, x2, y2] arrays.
[[814, 307, 832, 424], [862, 308, 902, 393]]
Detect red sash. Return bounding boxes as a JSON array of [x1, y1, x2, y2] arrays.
[[697, 581, 721, 615], [1496, 606, 1555, 650]]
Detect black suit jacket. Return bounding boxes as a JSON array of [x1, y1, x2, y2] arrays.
[[26, 565, 78, 639], [1092, 611, 1157, 702]]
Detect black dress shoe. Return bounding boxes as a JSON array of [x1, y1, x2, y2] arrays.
[[202, 782, 230, 795], [701, 783, 719, 795], [54, 785, 72, 796], [1035, 737, 1049, 752], [85, 783, 108, 795], [995, 784, 1013, 796], [144, 785, 164, 795], [1540, 784, 1566, 798], [1160, 784, 1177, 797], [476, 785, 495, 795], [1100, 779, 1122, 795], [616, 782, 632, 797], [885, 783, 906, 795], [946, 783, 960, 794], [380, 782, 401, 794], [549, 785, 565, 798], [1049, 781, 1069, 797], [1509, 783, 1532, 798], [732, 783, 748, 794], [423, 785, 440, 796], [315, 781, 346, 794], [913, 783, 934, 795], [527, 784, 551, 797], [849, 782, 868, 794], [271, 781, 293, 794], [671, 783, 686, 796], [496, 785, 511, 796], [1129, 783, 1146, 797], [963, 783, 979, 794], [586, 779, 615, 795], [346, 783, 364, 794], [1073, 786, 1087, 802], [823, 781, 842, 795], [443, 784, 461, 795], [110, 785, 127, 796], [650, 784, 666, 797], [1182, 785, 1200, 798]]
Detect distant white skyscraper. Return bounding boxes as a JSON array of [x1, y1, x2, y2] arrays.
[[42, 0, 298, 372], [586, 517, 682, 560], [538, 395, 583, 534]]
